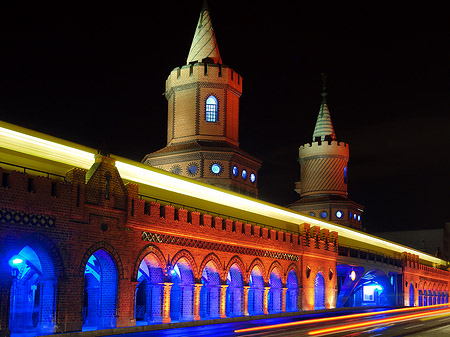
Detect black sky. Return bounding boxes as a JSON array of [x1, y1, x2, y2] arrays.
[[0, 3, 449, 233]]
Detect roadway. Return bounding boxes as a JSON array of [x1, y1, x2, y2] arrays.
[[103, 305, 450, 337]]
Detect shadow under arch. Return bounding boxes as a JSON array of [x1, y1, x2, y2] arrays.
[[199, 256, 222, 319], [268, 264, 283, 313], [225, 257, 244, 317]]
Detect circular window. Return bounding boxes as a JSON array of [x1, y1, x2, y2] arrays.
[[336, 210, 343, 219], [187, 163, 198, 176], [170, 165, 181, 175], [232, 165, 238, 177], [242, 169, 247, 180], [211, 163, 222, 175], [320, 211, 328, 219], [250, 173, 256, 183], [309, 212, 316, 217]]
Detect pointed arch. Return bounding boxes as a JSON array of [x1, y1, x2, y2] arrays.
[[171, 249, 198, 280], [79, 241, 124, 279], [133, 244, 166, 280], [199, 252, 224, 281], [225, 256, 246, 283], [247, 258, 266, 282], [285, 263, 300, 286], [267, 261, 283, 283]]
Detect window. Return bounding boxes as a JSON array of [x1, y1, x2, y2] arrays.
[[320, 211, 328, 219], [232, 165, 238, 176], [250, 173, 256, 183], [344, 166, 348, 184], [205, 95, 218, 122], [241, 169, 247, 180], [336, 210, 343, 219], [211, 163, 222, 175]]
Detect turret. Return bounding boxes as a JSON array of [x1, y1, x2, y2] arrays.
[[142, 2, 261, 198], [289, 75, 364, 229]]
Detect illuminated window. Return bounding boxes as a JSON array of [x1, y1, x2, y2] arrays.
[[336, 210, 343, 219], [232, 165, 238, 176], [211, 163, 222, 175], [187, 164, 198, 176], [320, 211, 327, 219], [344, 166, 348, 184], [250, 173, 256, 183], [242, 169, 247, 180], [205, 95, 218, 122], [309, 212, 316, 217]]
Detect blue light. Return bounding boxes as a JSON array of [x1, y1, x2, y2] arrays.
[[232, 165, 238, 176], [211, 163, 222, 174], [250, 173, 256, 183], [242, 169, 247, 180], [335, 210, 343, 219], [9, 255, 24, 268]]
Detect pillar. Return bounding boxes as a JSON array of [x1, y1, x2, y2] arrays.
[[37, 278, 56, 334], [243, 286, 250, 316], [282, 287, 287, 312], [162, 283, 172, 323], [264, 287, 270, 315], [193, 283, 202, 320], [0, 272, 12, 337], [220, 285, 228, 318]]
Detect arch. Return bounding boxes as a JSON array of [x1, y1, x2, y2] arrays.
[[199, 253, 224, 282], [225, 256, 246, 283], [8, 240, 58, 334], [226, 262, 244, 317], [133, 244, 166, 280], [79, 241, 124, 279], [428, 290, 432, 306], [135, 251, 165, 324], [418, 289, 423, 306], [83, 249, 118, 330], [314, 271, 325, 310], [247, 258, 266, 282], [248, 265, 264, 315], [170, 249, 199, 280], [169, 256, 195, 322], [205, 95, 218, 122], [285, 269, 299, 312], [409, 283, 414, 306], [200, 260, 221, 319], [268, 266, 283, 313], [267, 261, 283, 283]]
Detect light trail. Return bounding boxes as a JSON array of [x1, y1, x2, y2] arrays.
[[307, 307, 450, 335], [234, 304, 449, 334]]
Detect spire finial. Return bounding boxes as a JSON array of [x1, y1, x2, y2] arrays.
[[321, 73, 327, 99], [186, 1, 222, 65], [313, 73, 336, 141]]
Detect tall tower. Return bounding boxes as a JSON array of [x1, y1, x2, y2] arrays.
[[289, 75, 364, 229], [142, 2, 262, 197]]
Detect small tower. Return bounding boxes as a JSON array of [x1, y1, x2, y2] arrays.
[[142, 2, 262, 197], [289, 75, 364, 229]]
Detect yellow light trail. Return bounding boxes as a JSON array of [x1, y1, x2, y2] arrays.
[[234, 304, 449, 333], [308, 308, 450, 335]]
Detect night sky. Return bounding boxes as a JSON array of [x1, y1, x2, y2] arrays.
[[1, 3, 449, 233]]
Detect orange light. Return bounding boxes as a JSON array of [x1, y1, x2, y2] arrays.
[[308, 308, 450, 335], [234, 304, 449, 333]]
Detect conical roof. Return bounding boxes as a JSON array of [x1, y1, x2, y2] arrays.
[[186, 1, 222, 64], [312, 85, 336, 141]]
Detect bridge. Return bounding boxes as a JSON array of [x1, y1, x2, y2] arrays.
[[0, 120, 448, 337]]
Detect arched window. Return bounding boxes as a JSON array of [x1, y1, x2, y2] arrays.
[[205, 95, 218, 122]]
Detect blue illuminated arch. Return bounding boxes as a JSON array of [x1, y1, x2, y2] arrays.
[[248, 266, 264, 315], [409, 283, 414, 306], [268, 268, 283, 313], [226, 263, 244, 317], [285, 269, 299, 312], [170, 257, 195, 322], [314, 271, 326, 310], [200, 260, 221, 319], [205, 95, 218, 122]]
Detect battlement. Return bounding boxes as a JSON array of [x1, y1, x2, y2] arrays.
[[299, 140, 349, 159], [166, 62, 242, 95]]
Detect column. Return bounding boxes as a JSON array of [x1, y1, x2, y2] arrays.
[[243, 286, 250, 316], [220, 285, 228, 318], [37, 278, 56, 334], [264, 287, 270, 315], [162, 282, 173, 323], [282, 287, 287, 312], [193, 283, 202, 320]]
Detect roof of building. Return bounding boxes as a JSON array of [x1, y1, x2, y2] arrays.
[[312, 77, 336, 141], [186, 1, 222, 65]]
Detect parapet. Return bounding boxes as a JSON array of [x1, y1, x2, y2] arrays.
[[166, 62, 242, 96], [299, 140, 349, 160]]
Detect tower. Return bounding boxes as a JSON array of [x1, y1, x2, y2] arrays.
[[142, 2, 262, 197], [289, 75, 364, 229]]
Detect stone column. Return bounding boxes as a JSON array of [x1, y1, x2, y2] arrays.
[[193, 283, 202, 320], [220, 285, 228, 318], [282, 287, 287, 312], [37, 278, 56, 334], [243, 286, 250, 316], [264, 287, 270, 315], [162, 282, 173, 323]]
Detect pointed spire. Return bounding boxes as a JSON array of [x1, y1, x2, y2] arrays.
[[313, 73, 336, 141], [186, 1, 222, 65]]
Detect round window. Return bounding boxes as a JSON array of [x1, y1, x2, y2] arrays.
[[187, 164, 198, 176], [232, 165, 238, 176], [250, 173, 256, 183], [309, 212, 315, 217], [336, 210, 343, 219], [242, 169, 247, 180], [211, 163, 222, 175], [320, 211, 328, 219]]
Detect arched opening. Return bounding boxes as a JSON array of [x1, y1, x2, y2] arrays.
[[225, 264, 243, 317], [285, 269, 299, 312], [135, 254, 164, 324], [169, 258, 194, 322], [83, 249, 118, 330], [200, 261, 221, 319], [314, 272, 325, 310], [9, 245, 56, 335], [205, 95, 218, 122], [437, 291, 441, 305], [433, 291, 436, 305], [409, 283, 414, 306], [418, 290, 423, 306], [248, 266, 264, 315], [428, 290, 432, 306], [268, 269, 282, 313], [423, 290, 428, 306]]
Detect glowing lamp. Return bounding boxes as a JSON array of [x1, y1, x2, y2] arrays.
[[350, 270, 356, 281], [9, 256, 24, 268], [375, 285, 383, 291]]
